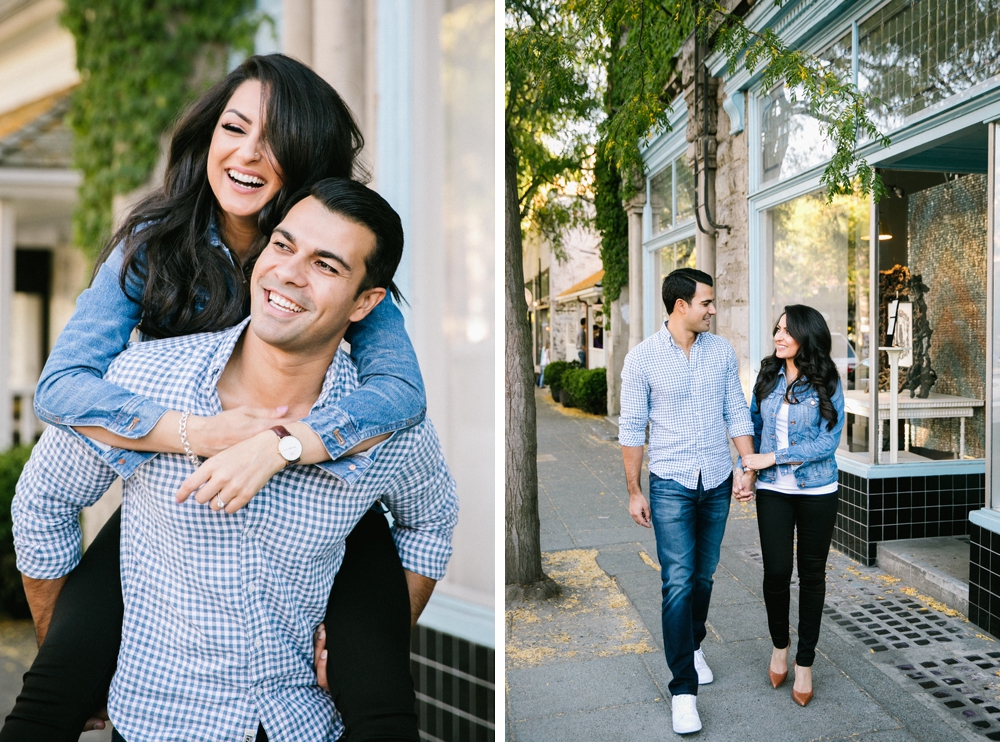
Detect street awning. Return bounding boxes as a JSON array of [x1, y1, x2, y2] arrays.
[[554, 269, 603, 303]]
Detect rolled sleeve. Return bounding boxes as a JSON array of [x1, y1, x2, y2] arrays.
[[380, 422, 458, 580], [13, 428, 118, 580], [723, 349, 753, 439], [618, 351, 650, 447]]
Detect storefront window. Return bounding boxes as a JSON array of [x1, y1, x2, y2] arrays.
[[859, 0, 1000, 131], [653, 236, 696, 329], [873, 169, 988, 462], [649, 156, 696, 235], [764, 191, 871, 456], [761, 32, 852, 184]]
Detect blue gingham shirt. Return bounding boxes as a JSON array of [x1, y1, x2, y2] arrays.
[[13, 319, 458, 742], [619, 322, 753, 489]]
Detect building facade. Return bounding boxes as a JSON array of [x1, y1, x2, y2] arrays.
[[522, 217, 605, 372], [627, 0, 1000, 640], [0, 1, 495, 739]]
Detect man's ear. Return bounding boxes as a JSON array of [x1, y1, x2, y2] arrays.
[[349, 287, 387, 323]]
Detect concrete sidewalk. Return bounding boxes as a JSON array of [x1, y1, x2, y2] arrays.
[[506, 389, 1000, 741]]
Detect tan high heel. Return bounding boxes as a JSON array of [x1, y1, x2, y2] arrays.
[[792, 663, 813, 706], [768, 666, 787, 689]]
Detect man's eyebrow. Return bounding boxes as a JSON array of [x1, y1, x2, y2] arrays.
[[224, 108, 251, 124], [316, 248, 351, 272], [274, 227, 296, 244]]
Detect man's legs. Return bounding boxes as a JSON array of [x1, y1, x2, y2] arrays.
[[649, 473, 730, 697], [690, 474, 733, 652]]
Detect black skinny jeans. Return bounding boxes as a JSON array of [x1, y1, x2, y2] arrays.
[[755, 487, 839, 668], [0, 506, 418, 742]]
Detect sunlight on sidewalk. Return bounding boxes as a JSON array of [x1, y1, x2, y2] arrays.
[[506, 549, 657, 670]]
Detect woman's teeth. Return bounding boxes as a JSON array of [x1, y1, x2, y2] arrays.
[[227, 169, 264, 188]]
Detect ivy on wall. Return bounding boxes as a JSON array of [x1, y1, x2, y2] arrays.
[[61, 0, 259, 256], [593, 148, 628, 307]]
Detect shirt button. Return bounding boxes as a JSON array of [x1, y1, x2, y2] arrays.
[[349, 464, 357, 471], [254, 638, 263, 648], [247, 582, 257, 593], [117, 458, 126, 465], [255, 687, 264, 696]]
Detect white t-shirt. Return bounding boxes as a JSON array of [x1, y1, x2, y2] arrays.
[[765, 402, 838, 495]]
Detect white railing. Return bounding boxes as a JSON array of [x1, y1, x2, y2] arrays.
[[11, 385, 41, 446]]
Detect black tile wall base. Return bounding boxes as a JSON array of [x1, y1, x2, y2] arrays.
[[410, 625, 495, 742], [834, 470, 984, 566], [969, 523, 1000, 640]]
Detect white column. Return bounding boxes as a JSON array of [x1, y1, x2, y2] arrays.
[[281, 0, 314, 64], [311, 0, 368, 135], [627, 192, 646, 350], [0, 201, 13, 450]]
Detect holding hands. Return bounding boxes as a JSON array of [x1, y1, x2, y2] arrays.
[[732, 468, 757, 502]]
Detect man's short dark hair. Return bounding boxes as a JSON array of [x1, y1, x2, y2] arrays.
[[580, 317, 586, 326], [281, 178, 405, 302], [662, 268, 713, 315]]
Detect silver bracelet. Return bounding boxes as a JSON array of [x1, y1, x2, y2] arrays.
[[178, 411, 200, 468]]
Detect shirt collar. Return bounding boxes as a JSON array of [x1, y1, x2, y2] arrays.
[[660, 319, 707, 348], [199, 317, 354, 411], [208, 213, 238, 265]]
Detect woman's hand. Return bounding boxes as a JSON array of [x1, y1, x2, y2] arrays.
[[742, 452, 777, 472], [175, 430, 287, 512], [185, 405, 293, 458]]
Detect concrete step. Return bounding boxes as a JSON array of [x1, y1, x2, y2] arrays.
[[876, 536, 970, 616]]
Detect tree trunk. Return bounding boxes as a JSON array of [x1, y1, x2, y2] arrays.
[[504, 129, 557, 599]]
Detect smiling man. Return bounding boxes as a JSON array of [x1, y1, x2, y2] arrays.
[[618, 267, 754, 736], [12, 179, 458, 742]]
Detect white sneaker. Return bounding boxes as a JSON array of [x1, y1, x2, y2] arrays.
[[671, 693, 702, 734], [694, 647, 713, 684]]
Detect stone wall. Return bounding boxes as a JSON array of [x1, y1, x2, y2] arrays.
[[713, 85, 752, 392], [908, 174, 988, 459]]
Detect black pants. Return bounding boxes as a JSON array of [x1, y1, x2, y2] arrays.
[[0, 506, 418, 742], [755, 487, 839, 668]]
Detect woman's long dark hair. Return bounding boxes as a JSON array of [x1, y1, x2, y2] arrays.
[[96, 54, 365, 338], [753, 304, 840, 430]]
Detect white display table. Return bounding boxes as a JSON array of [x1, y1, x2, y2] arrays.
[[843, 390, 983, 460]]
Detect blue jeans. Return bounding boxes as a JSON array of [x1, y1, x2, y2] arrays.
[[649, 471, 732, 696]]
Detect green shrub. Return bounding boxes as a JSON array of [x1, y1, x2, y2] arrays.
[[545, 359, 581, 401], [563, 367, 608, 415], [0, 445, 33, 619]]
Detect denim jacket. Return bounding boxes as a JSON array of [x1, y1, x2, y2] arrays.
[[34, 225, 426, 483], [746, 368, 845, 489]]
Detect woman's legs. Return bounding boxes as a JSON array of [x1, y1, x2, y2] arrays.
[[791, 492, 839, 667], [325, 506, 419, 742], [0, 508, 123, 742], [755, 488, 796, 654]]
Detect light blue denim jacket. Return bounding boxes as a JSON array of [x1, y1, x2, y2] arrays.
[[745, 367, 845, 489], [34, 223, 426, 483]]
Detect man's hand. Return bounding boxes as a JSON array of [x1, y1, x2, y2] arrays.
[[621, 446, 650, 527], [629, 492, 652, 527]]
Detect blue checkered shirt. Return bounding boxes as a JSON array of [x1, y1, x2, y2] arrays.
[[618, 322, 753, 490], [13, 319, 458, 742]]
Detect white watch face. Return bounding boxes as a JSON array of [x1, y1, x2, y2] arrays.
[[278, 435, 303, 462]]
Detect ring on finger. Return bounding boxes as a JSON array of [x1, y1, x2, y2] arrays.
[[215, 494, 225, 510]]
